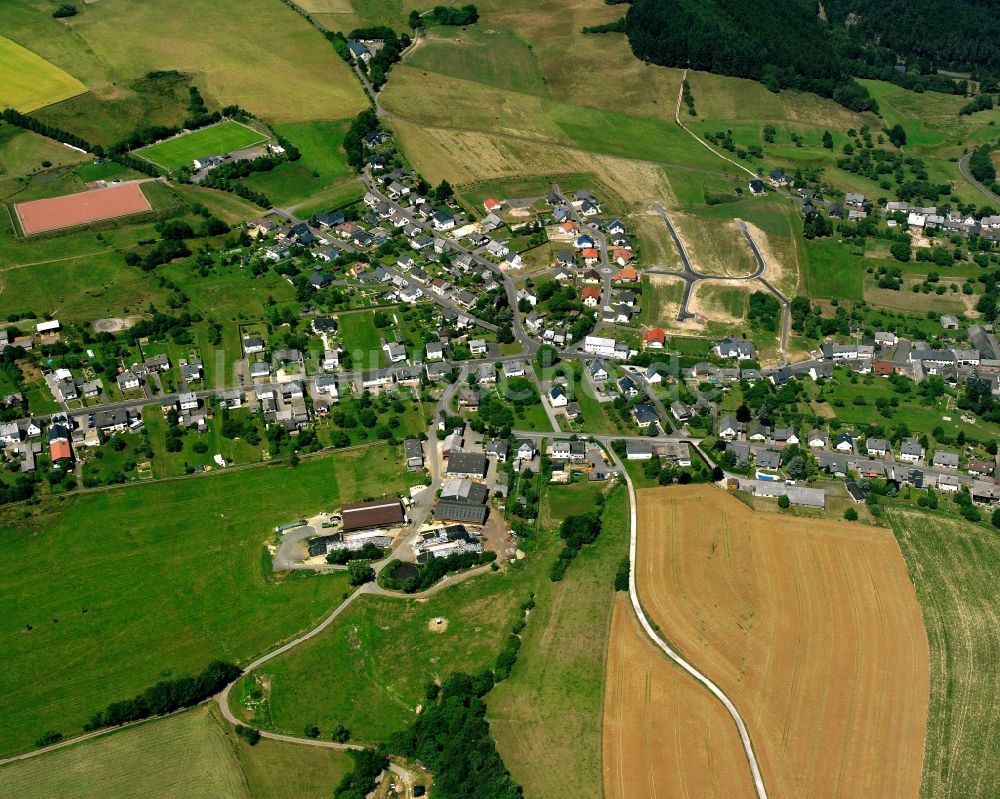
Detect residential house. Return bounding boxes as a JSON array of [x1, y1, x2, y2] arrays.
[[866, 438, 889, 457], [932, 450, 959, 470], [549, 385, 568, 408], [626, 440, 654, 460], [716, 337, 756, 361], [899, 438, 924, 463], [617, 375, 640, 398], [643, 327, 666, 349], [503, 360, 525, 378], [588, 360, 608, 382], [719, 415, 740, 439], [633, 403, 658, 428], [671, 401, 691, 422], [745, 422, 768, 442]]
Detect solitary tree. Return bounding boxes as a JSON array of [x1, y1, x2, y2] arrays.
[[844, 507, 859, 521], [822, 130, 833, 149], [777, 494, 791, 509]]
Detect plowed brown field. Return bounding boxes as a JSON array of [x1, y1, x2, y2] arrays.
[[603, 595, 755, 799], [629, 486, 928, 799]]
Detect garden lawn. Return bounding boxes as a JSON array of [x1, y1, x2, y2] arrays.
[[0, 445, 414, 757], [338, 310, 388, 369]]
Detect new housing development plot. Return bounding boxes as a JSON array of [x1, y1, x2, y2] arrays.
[[13, 182, 152, 235], [633, 485, 928, 798]]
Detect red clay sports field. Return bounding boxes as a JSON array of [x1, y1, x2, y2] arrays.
[[14, 182, 152, 235]]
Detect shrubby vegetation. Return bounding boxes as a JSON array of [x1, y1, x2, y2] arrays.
[[332, 749, 390, 799], [747, 291, 781, 332], [381, 550, 497, 592], [326, 543, 387, 565], [390, 673, 521, 799], [550, 508, 603, 581]]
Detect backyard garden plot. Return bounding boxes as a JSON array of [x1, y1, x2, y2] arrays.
[[634, 485, 928, 798], [136, 120, 267, 171], [0, 34, 86, 113]]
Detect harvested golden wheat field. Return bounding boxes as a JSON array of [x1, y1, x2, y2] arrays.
[[603, 595, 754, 799], [631, 485, 928, 798]]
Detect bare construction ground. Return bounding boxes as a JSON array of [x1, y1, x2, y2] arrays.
[[603, 595, 754, 799], [672, 213, 757, 277], [633, 485, 928, 799]]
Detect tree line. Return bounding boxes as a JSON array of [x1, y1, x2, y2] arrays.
[[81, 660, 241, 732]]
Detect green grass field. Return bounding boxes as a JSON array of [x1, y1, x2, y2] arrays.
[[0, 705, 353, 799], [801, 238, 865, 301], [0, 34, 86, 113], [489, 485, 628, 799], [543, 480, 609, 526], [887, 509, 1000, 799], [137, 121, 267, 170], [233, 565, 538, 743], [0, 128, 88, 187], [0, 445, 417, 757], [242, 120, 354, 211]]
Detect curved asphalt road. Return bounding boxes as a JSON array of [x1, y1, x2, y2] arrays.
[[614, 451, 770, 799], [958, 151, 1000, 205]]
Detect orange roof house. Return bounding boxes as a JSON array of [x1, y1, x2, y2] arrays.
[[643, 327, 667, 348], [613, 247, 635, 265], [582, 287, 602, 305], [582, 247, 600, 262], [560, 221, 579, 235], [484, 198, 502, 211], [49, 438, 73, 463], [614, 266, 638, 282]]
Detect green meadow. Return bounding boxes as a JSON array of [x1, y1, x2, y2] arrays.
[[0, 705, 352, 799], [0, 445, 415, 757]]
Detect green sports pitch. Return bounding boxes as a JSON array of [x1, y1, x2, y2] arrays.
[[136, 120, 267, 170]]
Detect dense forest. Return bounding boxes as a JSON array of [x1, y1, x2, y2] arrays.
[[623, 0, 879, 111], [824, 0, 1000, 74], [619, 0, 995, 111]]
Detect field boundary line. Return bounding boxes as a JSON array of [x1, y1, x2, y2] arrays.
[[615, 454, 770, 799]]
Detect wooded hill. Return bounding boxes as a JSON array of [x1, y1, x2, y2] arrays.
[[620, 0, 997, 112], [824, 0, 1000, 74]]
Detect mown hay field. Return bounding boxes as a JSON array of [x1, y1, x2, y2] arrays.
[[0, 705, 352, 799], [633, 485, 928, 798], [888, 509, 1000, 798], [0, 34, 86, 112]]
